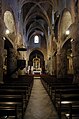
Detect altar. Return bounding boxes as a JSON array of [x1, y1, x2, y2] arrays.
[[32, 55, 41, 74], [33, 68, 41, 74]]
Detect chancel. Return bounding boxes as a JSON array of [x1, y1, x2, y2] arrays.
[[33, 55, 41, 74], [0, 0, 79, 119]]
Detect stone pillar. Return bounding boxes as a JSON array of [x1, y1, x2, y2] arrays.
[[49, 57, 52, 75], [52, 55, 57, 75], [69, 21, 79, 82], [57, 48, 67, 78], [47, 58, 51, 74], [0, 0, 4, 82], [7, 48, 17, 79], [71, 37, 79, 82]]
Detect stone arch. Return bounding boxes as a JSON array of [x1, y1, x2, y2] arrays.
[[3, 9, 18, 47], [62, 38, 73, 75], [3, 37, 14, 79], [57, 9, 73, 78], [28, 50, 45, 74], [29, 50, 44, 66], [4, 10, 16, 35], [58, 9, 72, 42]]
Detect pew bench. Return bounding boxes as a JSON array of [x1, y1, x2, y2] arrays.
[[50, 84, 78, 101], [54, 89, 79, 119], [0, 95, 24, 119], [0, 85, 30, 102], [0, 103, 17, 119], [0, 75, 34, 118]]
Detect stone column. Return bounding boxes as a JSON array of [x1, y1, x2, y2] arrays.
[[57, 48, 67, 78], [0, 0, 4, 82], [7, 48, 17, 79], [69, 21, 79, 82], [49, 57, 52, 75], [52, 55, 57, 75], [71, 37, 79, 82]]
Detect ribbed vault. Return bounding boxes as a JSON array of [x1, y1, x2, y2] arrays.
[[19, 0, 58, 47]]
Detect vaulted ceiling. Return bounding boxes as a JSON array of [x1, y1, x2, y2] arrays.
[[20, 0, 59, 43]]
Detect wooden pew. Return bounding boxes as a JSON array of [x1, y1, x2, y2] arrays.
[[4, 76, 34, 96], [0, 103, 17, 119], [41, 75, 73, 96], [54, 89, 79, 119], [0, 95, 24, 119], [41, 74, 79, 119], [50, 84, 78, 101], [65, 102, 79, 119], [0, 89, 27, 108], [0, 85, 30, 102], [0, 74, 34, 119]]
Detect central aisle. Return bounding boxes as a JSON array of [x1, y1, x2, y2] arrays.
[[24, 78, 59, 119]]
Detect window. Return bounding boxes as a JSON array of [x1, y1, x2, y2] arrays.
[[34, 35, 39, 43]]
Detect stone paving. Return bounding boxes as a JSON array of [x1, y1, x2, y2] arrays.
[[24, 78, 59, 119]]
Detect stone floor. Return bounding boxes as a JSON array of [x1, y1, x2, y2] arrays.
[[24, 77, 59, 119]]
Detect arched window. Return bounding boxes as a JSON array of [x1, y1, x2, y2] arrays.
[[34, 35, 39, 43]]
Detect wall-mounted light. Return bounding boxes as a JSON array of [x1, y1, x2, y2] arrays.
[[65, 114, 70, 117], [70, 53, 73, 57], [65, 30, 70, 35], [61, 101, 71, 104], [5, 29, 10, 35], [71, 39, 73, 42], [3, 37, 6, 40]]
